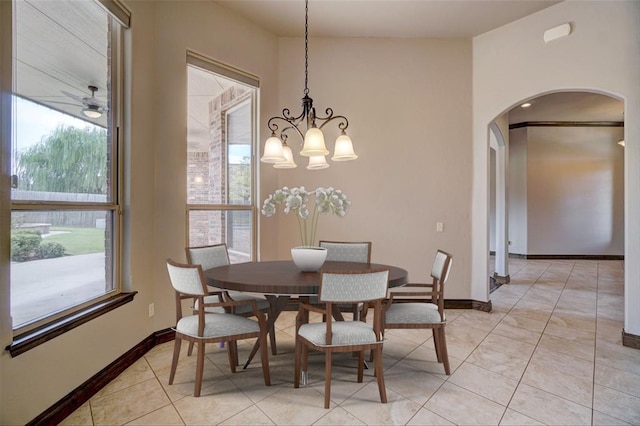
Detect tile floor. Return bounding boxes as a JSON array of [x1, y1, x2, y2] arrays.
[[61, 259, 640, 425]]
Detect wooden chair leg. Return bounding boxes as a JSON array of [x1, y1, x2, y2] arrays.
[[169, 337, 182, 385], [439, 326, 451, 375], [294, 338, 301, 388], [432, 328, 442, 362], [187, 341, 195, 356], [357, 351, 365, 382], [194, 339, 205, 397], [374, 346, 387, 403], [370, 328, 383, 362], [227, 340, 238, 373], [302, 344, 309, 375], [324, 351, 332, 409], [259, 330, 271, 386]]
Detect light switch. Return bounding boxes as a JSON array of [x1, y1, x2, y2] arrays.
[[436, 222, 444, 232]]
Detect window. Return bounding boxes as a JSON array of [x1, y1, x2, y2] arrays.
[[6, 0, 126, 335], [186, 53, 258, 263]]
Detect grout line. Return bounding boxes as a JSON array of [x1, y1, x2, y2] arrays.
[[494, 260, 556, 425]]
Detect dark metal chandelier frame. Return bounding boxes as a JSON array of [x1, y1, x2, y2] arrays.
[[266, 0, 349, 144], [261, 0, 356, 169]]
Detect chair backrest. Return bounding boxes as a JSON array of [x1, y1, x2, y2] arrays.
[[186, 243, 230, 271], [319, 269, 389, 303], [430, 250, 453, 311], [319, 240, 372, 263], [166, 259, 209, 296]]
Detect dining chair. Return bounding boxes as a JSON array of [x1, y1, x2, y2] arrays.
[[319, 240, 372, 321], [186, 243, 270, 314], [166, 259, 271, 397], [383, 249, 453, 375], [294, 268, 389, 409], [319, 240, 372, 263], [186, 243, 272, 356]]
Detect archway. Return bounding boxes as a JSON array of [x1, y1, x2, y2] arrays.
[[485, 90, 625, 299]]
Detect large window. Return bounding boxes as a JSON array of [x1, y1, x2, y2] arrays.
[[186, 54, 258, 263], [7, 0, 126, 333]]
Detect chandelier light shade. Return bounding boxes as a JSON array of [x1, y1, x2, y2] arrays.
[[261, 136, 287, 163], [332, 133, 357, 161], [260, 0, 357, 170], [273, 144, 298, 169], [307, 154, 330, 170]]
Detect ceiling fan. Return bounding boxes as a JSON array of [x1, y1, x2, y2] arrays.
[[61, 85, 109, 118]]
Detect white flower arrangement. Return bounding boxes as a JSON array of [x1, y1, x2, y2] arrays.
[[261, 186, 351, 246]]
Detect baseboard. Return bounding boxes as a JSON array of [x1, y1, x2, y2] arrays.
[[27, 328, 175, 426], [284, 299, 493, 312], [490, 274, 509, 294], [508, 253, 624, 260], [622, 329, 640, 350], [443, 299, 492, 312], [492, 274, 510, 284]]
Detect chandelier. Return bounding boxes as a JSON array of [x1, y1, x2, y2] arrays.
[[260, 0, 357, 170]]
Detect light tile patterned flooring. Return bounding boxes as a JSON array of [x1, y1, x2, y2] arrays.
[[62, 259, 640, 425]]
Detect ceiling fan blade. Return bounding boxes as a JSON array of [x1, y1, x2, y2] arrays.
[[46, 100, 82, 107], [62, 87, 109, 113], [61, 90, 86, 104], [86, 98, 109, 110]]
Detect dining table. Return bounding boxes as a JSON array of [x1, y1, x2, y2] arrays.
[[203, 260, 409, 368]]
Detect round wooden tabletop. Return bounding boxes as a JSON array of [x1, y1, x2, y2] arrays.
[[204, 260, 409, 296]]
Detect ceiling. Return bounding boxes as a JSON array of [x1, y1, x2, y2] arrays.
[[216, 0, 562, 38], [16, 0, 110, 128], [509, 92, 625, 124], [15, 0, 624, 151]]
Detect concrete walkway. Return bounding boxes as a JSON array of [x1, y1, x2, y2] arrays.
[[11, 252, 106, 327]]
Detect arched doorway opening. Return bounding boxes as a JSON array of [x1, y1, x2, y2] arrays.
[[487, 90, 624, 294]]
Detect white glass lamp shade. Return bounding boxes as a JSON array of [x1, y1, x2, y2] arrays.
[[82, 106, 102, 118], [300, 127, 329, 157], [331, 133, 358, 161], [307, 154, 329, 170], [273, 144, 297, 168], [260, 136, 286, 163]]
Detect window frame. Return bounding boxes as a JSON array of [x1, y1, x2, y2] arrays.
[[2, 0, 131, 354], [185, 52, 259, 262]]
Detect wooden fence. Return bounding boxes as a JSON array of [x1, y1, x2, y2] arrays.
[[12, 191, 108, 228]]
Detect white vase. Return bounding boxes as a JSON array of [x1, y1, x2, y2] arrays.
[[291, 246, 328, 272]]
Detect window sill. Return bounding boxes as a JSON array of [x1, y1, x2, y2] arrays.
[[6, 292, 137, 357]]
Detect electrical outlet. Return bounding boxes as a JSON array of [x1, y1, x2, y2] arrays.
[[436, 222, 444, 232], [148, 303, 155, 318]]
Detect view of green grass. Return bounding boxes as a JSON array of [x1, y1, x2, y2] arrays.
[[48, 227, 105, 255]]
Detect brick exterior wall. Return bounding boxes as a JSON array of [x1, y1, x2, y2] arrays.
[[187, 84, 252, 252]]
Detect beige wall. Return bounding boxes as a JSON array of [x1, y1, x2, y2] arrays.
[[269, 37, 473, 298], [472, 1, 640, 332], [509, 126, 625, 256], [508, 128, 528, 254]]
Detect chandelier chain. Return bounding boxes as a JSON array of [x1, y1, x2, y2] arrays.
[[304, 0, 309, 96]]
